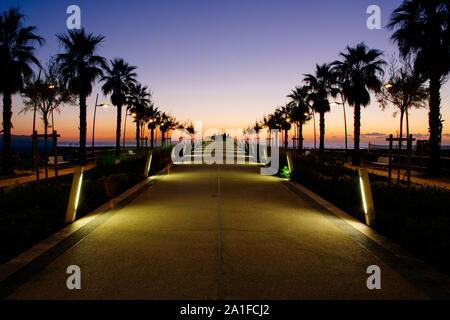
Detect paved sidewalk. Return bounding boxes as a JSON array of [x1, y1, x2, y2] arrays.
[[2, 164, 448, 299]]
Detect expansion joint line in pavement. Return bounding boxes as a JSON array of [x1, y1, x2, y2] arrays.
[[217, 164, 222, 300]]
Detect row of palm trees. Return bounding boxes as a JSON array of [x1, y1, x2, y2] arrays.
[[248, 0, 449, 172], [1, 1, 448, 174], [0, 8, 180, 174], [251, 43, 385, 166], [55, 30, 180, 159], [127, 86, 178, 151]]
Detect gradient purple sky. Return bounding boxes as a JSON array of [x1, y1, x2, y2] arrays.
[[3, 0, 450, 144]]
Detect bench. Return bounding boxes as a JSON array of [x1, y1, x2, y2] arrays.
[[48, 155, 69, 166], [371, 156, 390, 166]]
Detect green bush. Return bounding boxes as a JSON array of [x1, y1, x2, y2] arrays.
[[95, 150, 116, 168]]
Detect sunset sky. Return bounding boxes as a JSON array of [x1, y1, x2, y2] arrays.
[[3, 0, 450, 145]]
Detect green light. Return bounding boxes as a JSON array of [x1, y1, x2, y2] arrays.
[[281, 166, 290, 179]]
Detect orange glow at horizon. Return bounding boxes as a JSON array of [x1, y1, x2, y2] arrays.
[[6, 88, 450, 145]]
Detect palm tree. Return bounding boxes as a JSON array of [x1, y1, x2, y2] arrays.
[[304, 64, 338, 153], [274, 106, 292, 149], [159, 112, 178, 146], [56, 28, 106, 165], [179, 120, 195, 147], [183, 121, 195, 138], [159, 112, 169, 145], [388, 0, 450, 174], [331, 43, 385, 165], [128, 83, 151, 151], [262, 113, 280, 147], [0, 8, 44, 175], [147, 106, 161, 149], [287, 86, 312, 152], [101, 58, 137, 158], [253, 120, 263, 161], [21, 59, 74, 179]]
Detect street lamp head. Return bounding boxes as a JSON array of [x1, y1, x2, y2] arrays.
[[100, 103, 109, 108], [330, 101, 343, 106], [131, 112, 137, 118], [48, 84, 56, 89], [384, 83, 393, 89]]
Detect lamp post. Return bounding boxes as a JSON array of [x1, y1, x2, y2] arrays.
[[330, 101, 348, 152], [285, 117, 291, 149], [48, 83, 56, 130], [91, 93, 109, 148], [160, 120, 168, 146], [123, 110, 137, 151], [148, 119, 155, 149]]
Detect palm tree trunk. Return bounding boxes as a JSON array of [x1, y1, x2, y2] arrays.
[[284, 129, 288, 149], [136, 122, 140, 151], [406, 109, 409, 138], [256, 133, 260, 162], [299, 121, 303, 152], [44, 116, 49, 180], [79, 93, 87, 165], [397, 110, 404, 184], [2, 92, 14, 175], [115, 104, 122, 158], [313, 111, 317, 150], [352, 103, 361, 166], [428, 74, 441, 174], [141, 123, 145, 148], [319, 111, 325, 152], [151, 128, 154, 149]]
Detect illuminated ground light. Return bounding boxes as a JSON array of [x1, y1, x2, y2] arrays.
[[358, 168, 374, 226], [144, 152, 153, 177], [74, 172, 83, 210], [286, 152, 293, 174], [65, 166, 84, 223], [359, 176, 368, 214]]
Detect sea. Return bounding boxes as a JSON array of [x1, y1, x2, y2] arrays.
[[1, 135, 449, 155]]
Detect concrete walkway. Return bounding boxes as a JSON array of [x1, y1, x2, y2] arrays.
[[2, 164, 448, 299]]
